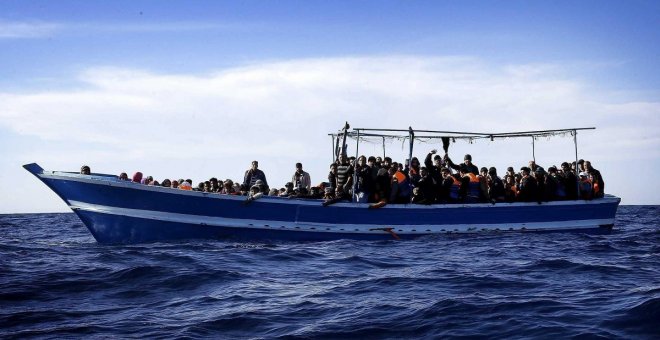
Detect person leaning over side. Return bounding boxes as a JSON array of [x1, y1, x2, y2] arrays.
[[243, 160, 269, 192]]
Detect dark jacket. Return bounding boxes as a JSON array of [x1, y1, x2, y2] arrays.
[[489, 176, 505, 201], [243, 169, 268, 190], [517, 175, 538, 202], [417, 174, 436, 203]]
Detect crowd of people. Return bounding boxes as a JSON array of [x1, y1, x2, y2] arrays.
[[79, 151, 605, 206]]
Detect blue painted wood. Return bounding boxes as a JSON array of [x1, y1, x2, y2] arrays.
[[24, 163, 620, 244]]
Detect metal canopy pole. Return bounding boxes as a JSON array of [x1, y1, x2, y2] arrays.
[[382, 137, 386, 158], [574, 130, 580, 199], [408, 127, 414, 172], [353, 129, 361, 202], [532, 137, 536, 163]]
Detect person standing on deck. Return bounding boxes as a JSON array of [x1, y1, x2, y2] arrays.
[[445, 154, 479, 175], [243, 160, 269, 192], [334, 154, 354, 197]]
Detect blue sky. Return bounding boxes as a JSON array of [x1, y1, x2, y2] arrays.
[[1, 0, 659, 212]]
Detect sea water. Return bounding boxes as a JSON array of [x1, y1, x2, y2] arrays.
[[0, 206, 658, 338]]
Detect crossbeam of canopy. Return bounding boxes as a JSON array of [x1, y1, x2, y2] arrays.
[[330, 127, 595, 138]]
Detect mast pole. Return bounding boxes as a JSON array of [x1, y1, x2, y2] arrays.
[[331, 135, 336, 163]]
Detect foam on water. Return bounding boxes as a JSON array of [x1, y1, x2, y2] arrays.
[[0, 206, 658, 338]]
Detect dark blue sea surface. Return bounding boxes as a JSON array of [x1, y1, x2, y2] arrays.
[[1, 206, 658, 339]]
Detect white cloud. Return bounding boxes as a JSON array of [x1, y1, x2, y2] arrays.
[[0, 20, 260, 39], [0, 21, 61, 39], [1, 56, 659, 211]]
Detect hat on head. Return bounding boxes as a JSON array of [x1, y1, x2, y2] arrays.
[[488, 167, 497, 175], [255, 180, 264, 186], [295, 162, 302, 168], [579, 172, 588, 177], [464, 154, 472, 161], [507, 166, 514, 172]]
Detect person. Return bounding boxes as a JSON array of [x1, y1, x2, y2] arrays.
[[504, 175, 517, 202], [179, 181, 192, 190], [487, 167, 505, 202], [353, 156, 373, 203], [132, 172, 143, 183], [161, 179, 171, 187], [415, 167, 435, 204], [280, 182, 295, 197], [387, 162, 411, 204], [405, 157, 421, 186], [373, 159, 392, 205], [221, 180, 236, 194], [334, 154, 354, 197], [439, 167, 460, 203], [80, 165, 91, 175], [195, 182, 205, 192], [445, 154, 479, 175], [171, 180, 179, 189], [517, 167, 538, 202], [458, 165, 481, 203], [585, 161, 604, 198], [322, 187, 334, 200], [292, 163, 312, 191], [118, 172, 129, 181], [210, 178, 220, 192], [529, 160, 545, 174], [243, 185, 264, 205], [561, 162, 578, 200], [425, 149, 444, 197], [578, 172, 593, 199], [411, 187, 426, 204], [254, 179, 268, 194], [327, 163, 338, 190], [322, 186, 351, 206], [478, 167, 491, 202], [533, 168, 547, 201], [548, 166, 566, 200], [243, 161, 269, 192]]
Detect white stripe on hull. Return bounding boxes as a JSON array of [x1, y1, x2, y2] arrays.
[[69, 200, 614, 235]]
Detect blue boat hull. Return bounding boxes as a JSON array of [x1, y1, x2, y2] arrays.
[[24, 163, 621, 244]]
